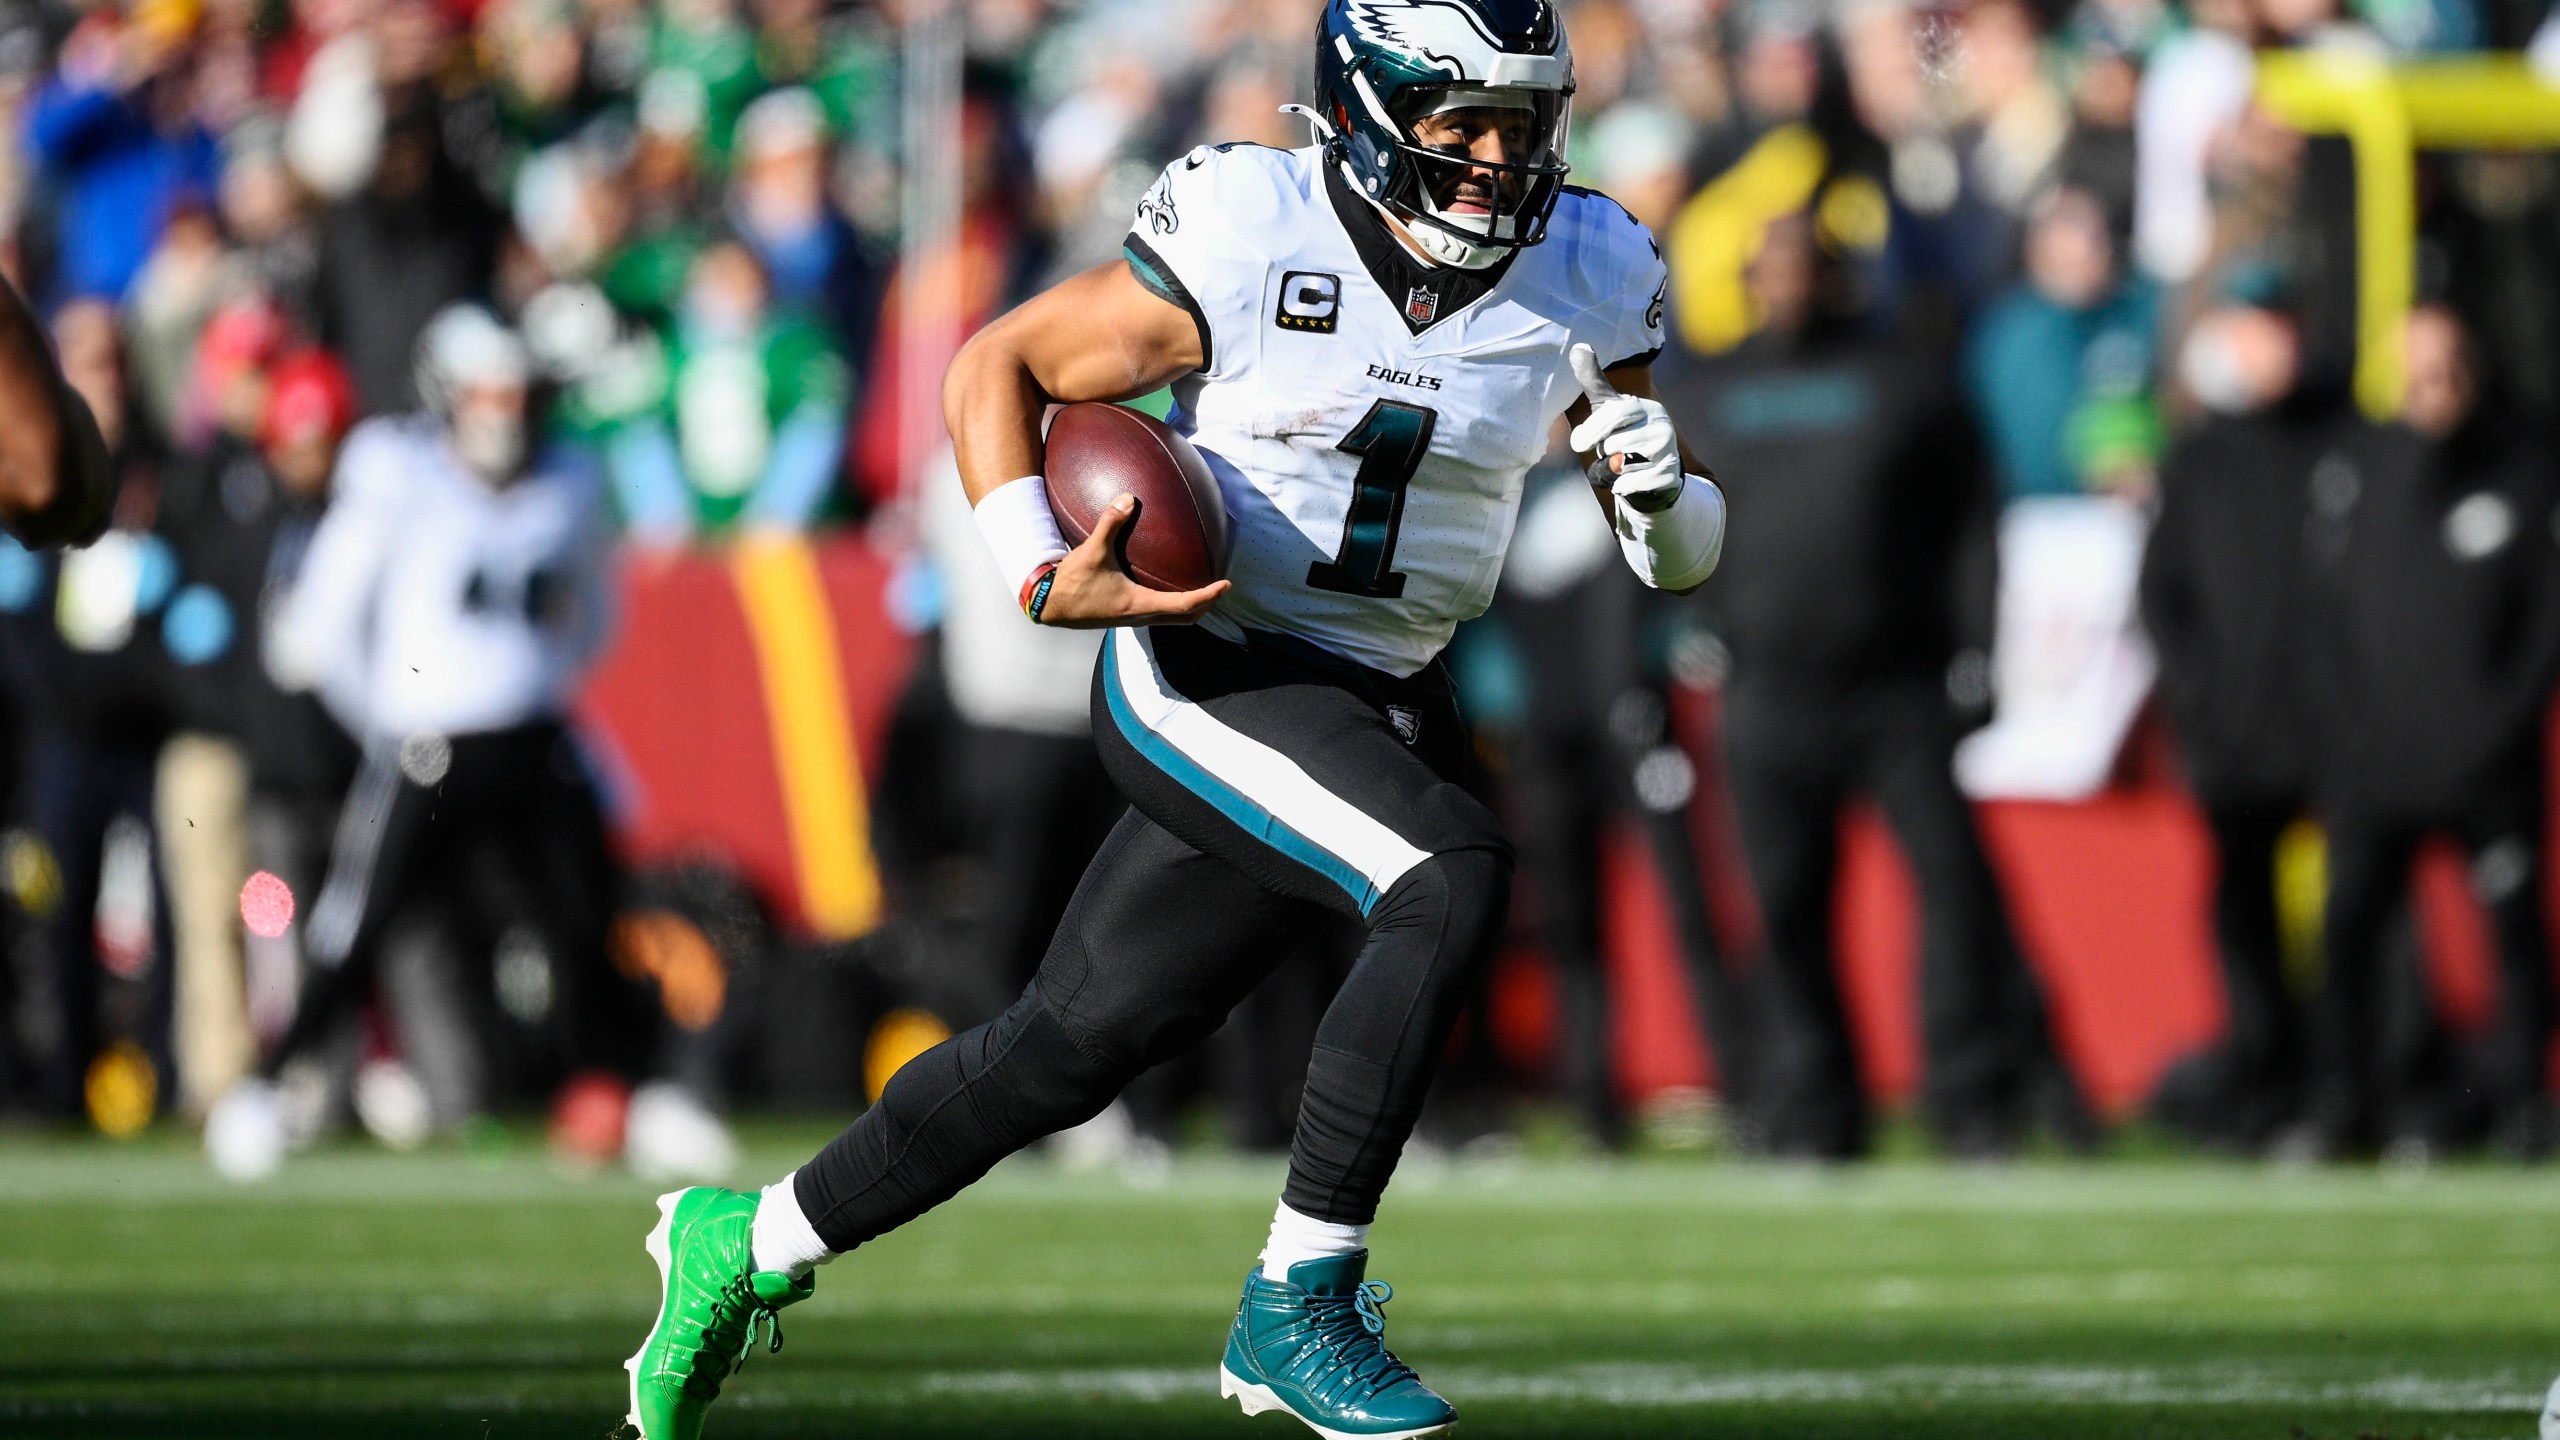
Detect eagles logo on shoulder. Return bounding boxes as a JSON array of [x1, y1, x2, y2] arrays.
[[1136, 174, 1178, 235]]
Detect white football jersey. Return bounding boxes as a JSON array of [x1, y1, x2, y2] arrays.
[[1123, 142, 1665, 678], [268, 416, 613, 739]]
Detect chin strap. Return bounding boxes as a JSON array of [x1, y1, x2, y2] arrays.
[[1279, 103, 1339, 147], [1403, 214, 1506, 270]]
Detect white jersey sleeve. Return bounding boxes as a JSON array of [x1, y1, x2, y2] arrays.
[[1121, 144, 1297, 384], [265, 416, 412, 695], [1552, 186, 1668, 372]]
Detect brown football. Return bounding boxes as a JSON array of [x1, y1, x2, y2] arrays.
[[1043, 402, 1231, 593]]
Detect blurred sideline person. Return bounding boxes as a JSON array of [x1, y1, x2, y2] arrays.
[[153, 329, 365, 1115], [0, 274, 117, 548], [2137, 301, 2326, 1150], [1662, 211, 2092, 1160], [1491, 451, 1757, 1148], [2294, 305, 2560, 1159], [1963, 184, 2162, 506], [228, 356, 372, 1065], [601, 236, 853, 544], [915, 448, 1122, 1019], [0, 299, 177, 1118], [202, 306, 714, 1178], [615, 6, 1725, 1440]]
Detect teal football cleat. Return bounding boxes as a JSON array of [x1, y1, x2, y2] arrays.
[[623, 1187, 814, 1440], [1220, 1252, 1455, 1440]]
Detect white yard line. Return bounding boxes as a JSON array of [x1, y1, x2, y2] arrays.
[[861, 1362, 2544, 1412]]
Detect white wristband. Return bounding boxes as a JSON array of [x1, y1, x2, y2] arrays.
[[1614, 472, 1725, 591], [971, 474, 1070, 597]]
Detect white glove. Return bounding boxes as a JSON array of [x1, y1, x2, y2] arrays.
[[1567, 342, 1680, 510]]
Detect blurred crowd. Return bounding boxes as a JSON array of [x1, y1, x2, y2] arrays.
[[0, 0, 2558, 1170]]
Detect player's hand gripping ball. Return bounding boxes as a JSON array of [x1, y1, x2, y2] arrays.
[[1037, 403, 1232, 626]]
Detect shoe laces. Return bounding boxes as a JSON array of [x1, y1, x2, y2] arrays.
[[687, 1274, 788, 1395], [1302, 1280, 1417, 1395]]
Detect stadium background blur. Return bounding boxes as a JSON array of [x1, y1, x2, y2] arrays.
[[2, 0, 2560, 1170]]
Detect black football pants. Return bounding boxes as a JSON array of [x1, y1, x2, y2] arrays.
[[794, 625, 1514, 1248], [2202, 798, 2311, 1092], [939, 724, 1125, 1027], [2314, 766, 2553, 1134], [260, 720, 653, 1083], [1721, 677, 2063, 1153], [1506, 697, 1754, 1145]]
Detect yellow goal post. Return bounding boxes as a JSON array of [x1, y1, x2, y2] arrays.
[[2253, 51, 2560, 417]]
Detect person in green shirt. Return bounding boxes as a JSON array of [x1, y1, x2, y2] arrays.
[[596, 235, 851, 542], [645, 0, 762, 164]]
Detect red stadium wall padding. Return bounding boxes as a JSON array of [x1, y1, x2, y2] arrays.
[[813, 539, 917, 790], [1824, 794, 2237, 1116], [579, 554, 800, 904], [579, 541, 2556, 1111], [1596, 772, 2553, 1119], [1601, 825, 1718, 1096], [2411, 842, 2495, 1032], [1974, 796, 2230, 1115], [577, 537, 913, 937]]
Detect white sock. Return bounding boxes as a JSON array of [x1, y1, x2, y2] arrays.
[[1258, 1201, 1369, 1281], [749, 1171, 836, 1278]]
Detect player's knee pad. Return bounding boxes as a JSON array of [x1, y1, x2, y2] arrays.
[[1037, 940, 1238, 1075], [871, 985, 1126, 1141], [992, 986, 1131, 1131], [1371, 844, 1514, 986], [1381, 844, 1513, 928]]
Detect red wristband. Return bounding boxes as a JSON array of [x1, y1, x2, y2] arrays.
[[1020, 562, 1060, 623]]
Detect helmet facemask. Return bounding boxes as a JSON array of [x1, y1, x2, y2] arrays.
[[1312, 0, 1578, 270], [1370, 81, 1571, 269], [414, 304, 537, 484]]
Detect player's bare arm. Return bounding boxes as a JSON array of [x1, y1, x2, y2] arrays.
[[942, 259, 1230, 629], [0, 274, 115, 548]]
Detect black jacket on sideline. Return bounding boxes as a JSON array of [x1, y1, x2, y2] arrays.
[[2139, 399, 2339, 803], [2301, 413, 2560, 817], [0, 452, 176, 756], [156, 438, 360, 799], [314, 140, 501, 416], [1659, 325, 1996, 698]]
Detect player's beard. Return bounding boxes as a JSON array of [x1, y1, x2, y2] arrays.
[[1425, 166, 1521, 234]]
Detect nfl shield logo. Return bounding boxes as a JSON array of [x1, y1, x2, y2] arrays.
[[1404, 286, 1438, 325], [1387, 705, 1421, 745]]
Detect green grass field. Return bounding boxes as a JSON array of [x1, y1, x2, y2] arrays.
[[4, 1123, 2558, 1439]]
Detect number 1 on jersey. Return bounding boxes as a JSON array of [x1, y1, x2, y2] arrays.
[[1307, 399, 1436, 599]]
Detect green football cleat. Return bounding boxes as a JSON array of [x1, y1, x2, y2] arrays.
[[623, 1187, 814, 1440], [1220, 1252, 1455, 1440]]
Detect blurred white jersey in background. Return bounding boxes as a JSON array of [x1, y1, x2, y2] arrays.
[[265, 416, 614, 741]]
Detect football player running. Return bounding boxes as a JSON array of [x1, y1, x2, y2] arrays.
[[622, 3, 1724, 1438]]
